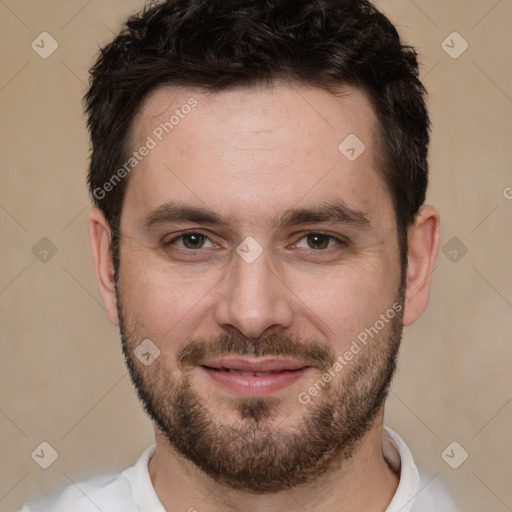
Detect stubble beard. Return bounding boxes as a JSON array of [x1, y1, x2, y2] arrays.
[[116, 282, 405, 493]]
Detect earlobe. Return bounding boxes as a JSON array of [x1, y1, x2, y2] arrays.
[[402, 205, 440, 326], [89, 208, 120, 326]]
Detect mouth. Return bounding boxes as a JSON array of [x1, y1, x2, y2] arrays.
[[199, 357, 311, 396]]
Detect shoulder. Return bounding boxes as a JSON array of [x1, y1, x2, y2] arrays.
[[16, 472, 139, 512], [382, 426, 459, 512], [16, 446, 157, 512], [410, 472, 459, 512]]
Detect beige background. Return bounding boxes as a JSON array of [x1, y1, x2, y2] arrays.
[[1, 1, 511, 511]]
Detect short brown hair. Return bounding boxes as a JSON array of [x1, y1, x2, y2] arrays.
[[85, 0, 430, 272]]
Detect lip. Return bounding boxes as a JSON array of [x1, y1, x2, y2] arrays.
[[201, 357, 307, 372], [199, 357, 311, 396]]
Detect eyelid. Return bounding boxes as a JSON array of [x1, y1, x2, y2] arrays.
[[163, 230, 348, 251], [290, 231, 348, 250], [164, 230, 217, 249]]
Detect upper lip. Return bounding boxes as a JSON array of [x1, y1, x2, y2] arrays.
[[200, 357, 308, 372]]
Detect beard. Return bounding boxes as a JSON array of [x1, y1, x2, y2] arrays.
[[116, 283, 405, 494]]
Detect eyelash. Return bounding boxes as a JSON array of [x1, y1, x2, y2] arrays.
[[163, 230, 347, 253]]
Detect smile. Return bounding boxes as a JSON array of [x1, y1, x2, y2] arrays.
[[199, 358, 311, 396]]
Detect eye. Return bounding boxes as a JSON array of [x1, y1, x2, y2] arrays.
[[293, 232, 345, 250], [165, 231, 215, 250]]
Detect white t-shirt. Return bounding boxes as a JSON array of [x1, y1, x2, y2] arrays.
[[17, 426, 457, 512]]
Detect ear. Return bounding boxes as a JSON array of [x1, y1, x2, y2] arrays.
[[403, 205, 440, 326], [89, 208, 119, 326]]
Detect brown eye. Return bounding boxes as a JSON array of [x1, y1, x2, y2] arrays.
[[181, 233, 206, 249], [294, 232, 343, 250], [306, 233, 331, 250], [165, 232, 214, 250]]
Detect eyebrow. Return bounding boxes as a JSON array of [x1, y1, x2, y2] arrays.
[[142, 199, 371, 231]]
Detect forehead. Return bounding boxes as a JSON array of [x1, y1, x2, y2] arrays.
[[136, 82, 378, 146], [123, 82, 393, 233]]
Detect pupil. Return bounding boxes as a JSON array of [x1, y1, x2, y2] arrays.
[[184, 233, 204, 249], [308, 234, 328, 250]]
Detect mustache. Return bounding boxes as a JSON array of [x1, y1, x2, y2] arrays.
[[177, 332, 336, 372]]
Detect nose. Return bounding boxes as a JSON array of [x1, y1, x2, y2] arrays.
[[214, 246, 294, 340]]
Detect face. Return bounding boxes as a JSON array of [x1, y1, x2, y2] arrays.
[[109, 83, 407, 492]]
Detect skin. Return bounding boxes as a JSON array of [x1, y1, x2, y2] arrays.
[[89, 83, 440, 512]]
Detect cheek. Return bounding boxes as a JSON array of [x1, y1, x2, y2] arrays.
[[117, 247, 219, 344], [288, 256, 400, 351]]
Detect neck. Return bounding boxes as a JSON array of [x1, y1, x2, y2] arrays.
[[148, 412, 399, 512]]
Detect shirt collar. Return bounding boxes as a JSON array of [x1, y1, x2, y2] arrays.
[[122, 426, 420, 512]]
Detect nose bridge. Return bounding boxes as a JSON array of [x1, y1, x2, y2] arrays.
[[215, 245, 293, 339]]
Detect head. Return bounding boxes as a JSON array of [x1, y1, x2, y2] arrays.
[[87, 0, 439, 493]]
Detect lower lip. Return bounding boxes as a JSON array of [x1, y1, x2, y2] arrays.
[[200, 366, 310, 396]]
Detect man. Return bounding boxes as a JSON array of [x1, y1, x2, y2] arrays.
[[18, 0, 457, 510]]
